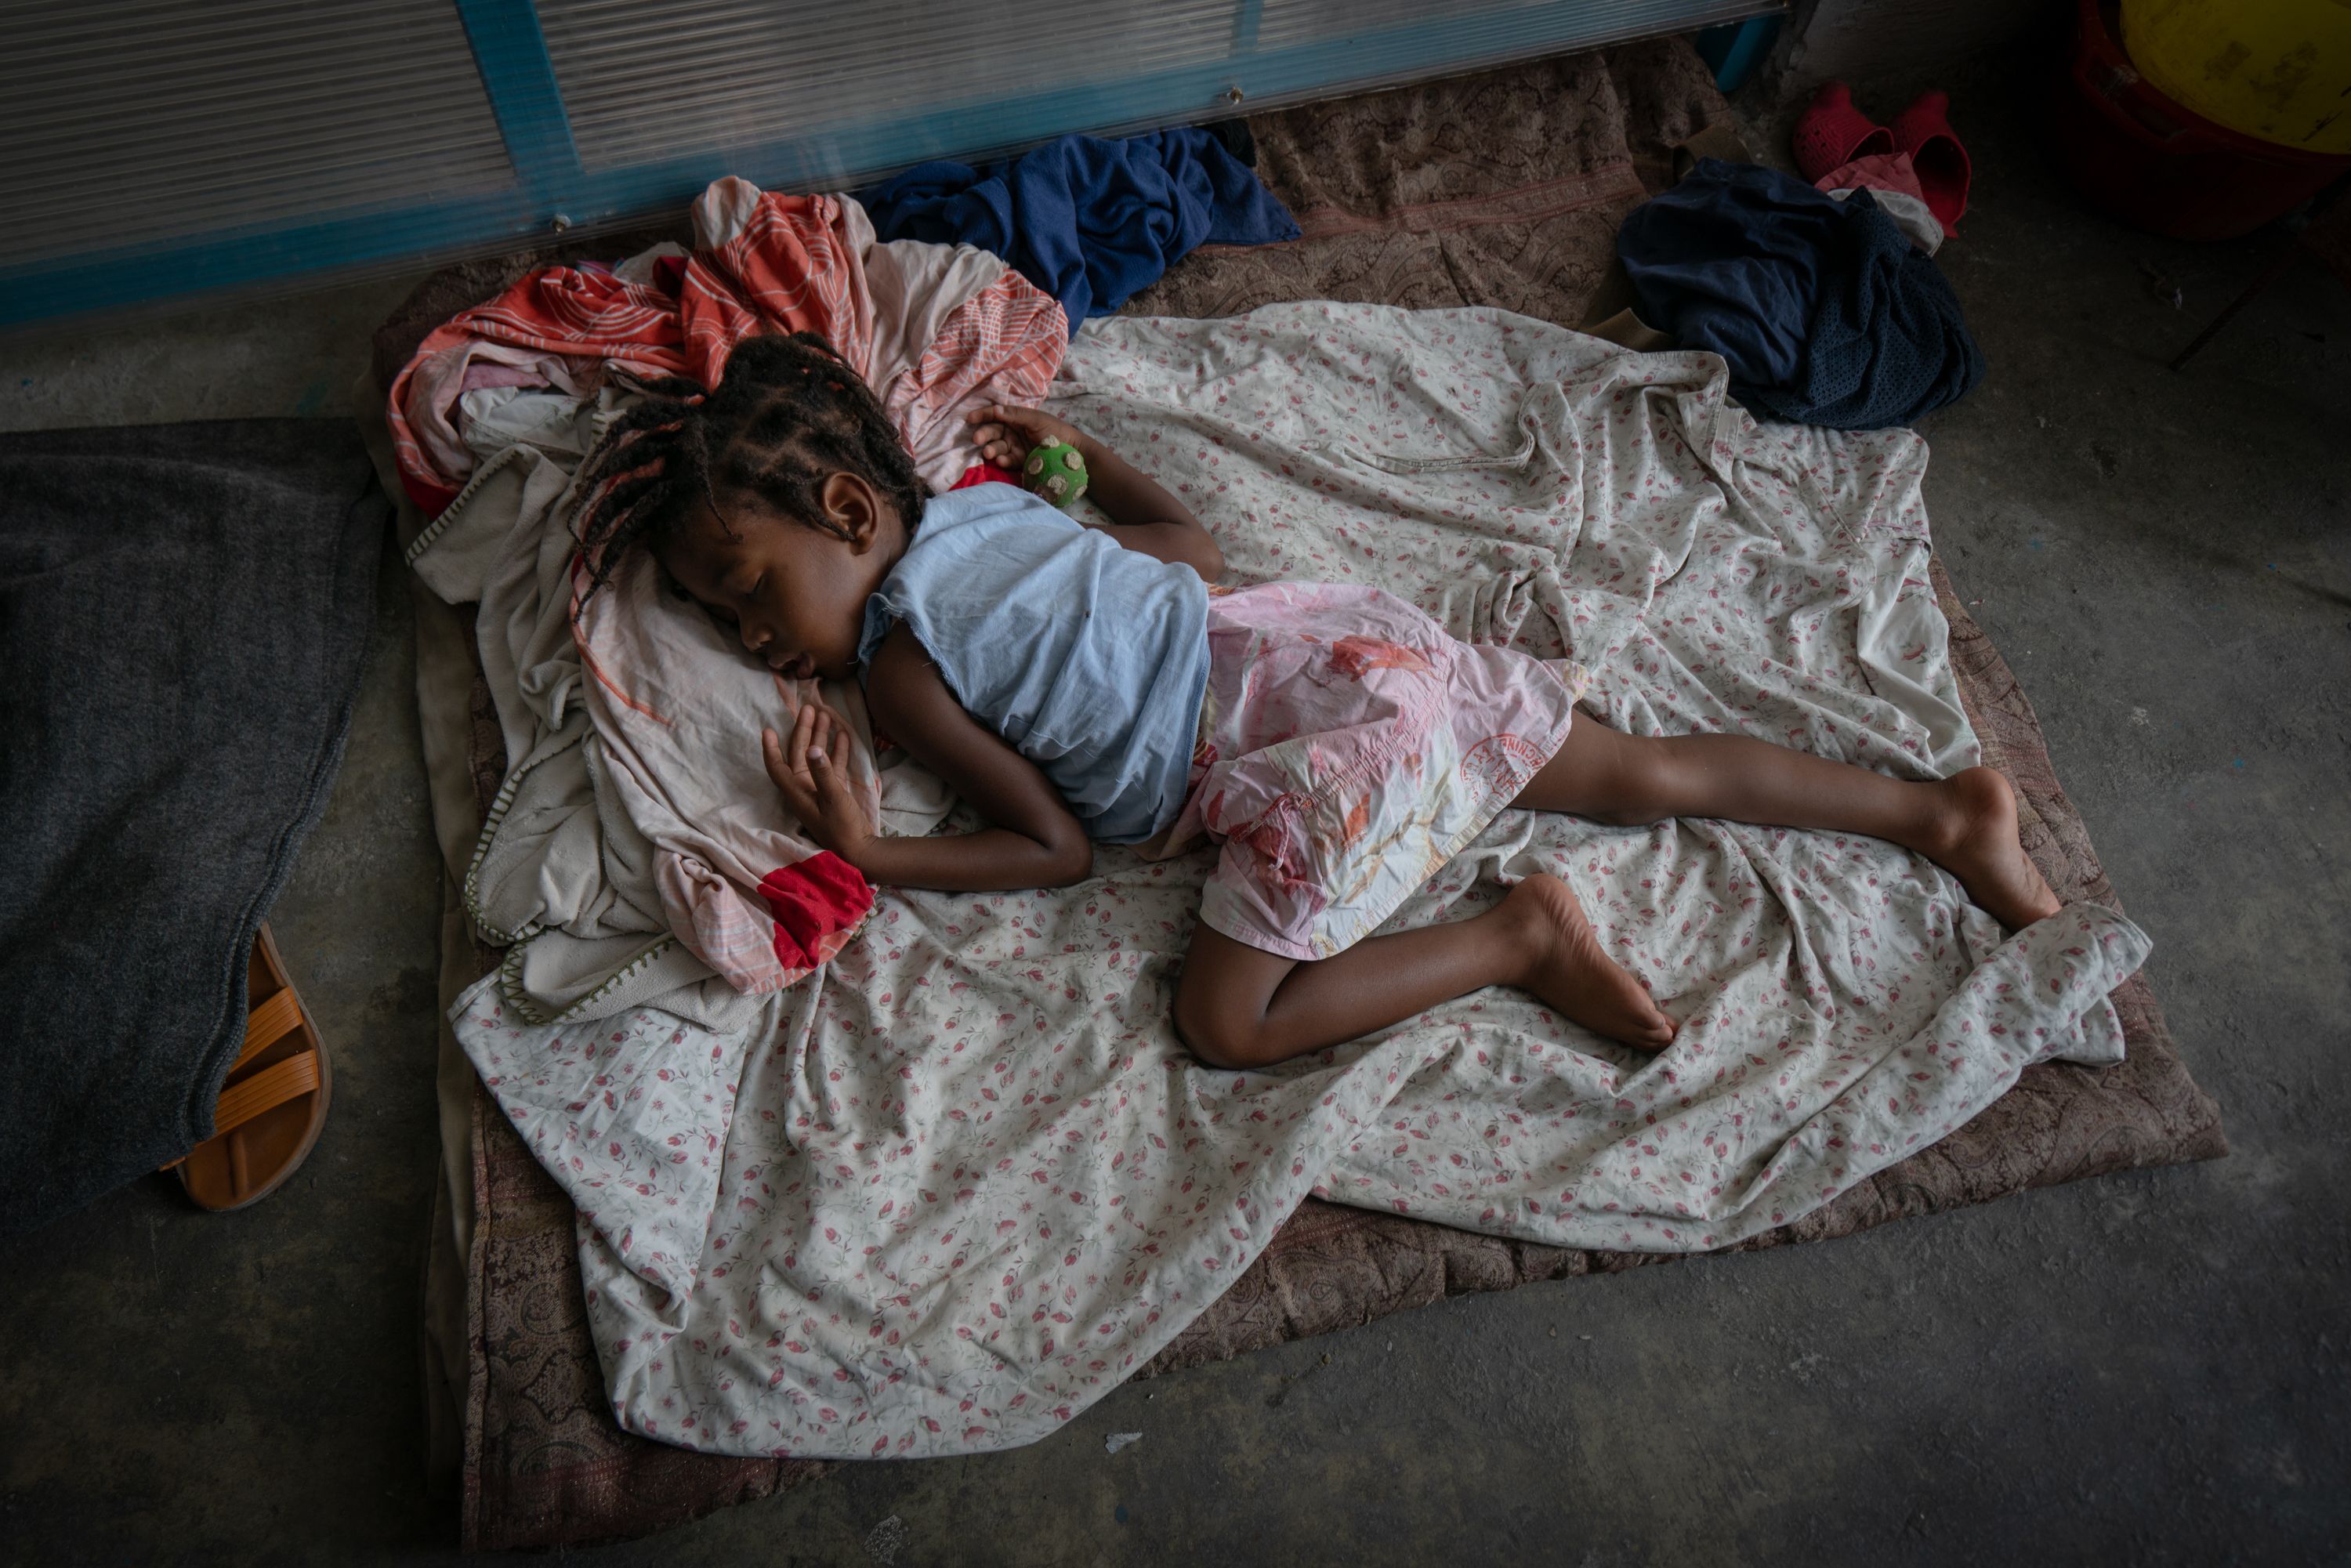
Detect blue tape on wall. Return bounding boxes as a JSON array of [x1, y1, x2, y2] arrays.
[[0, 0, 1777, 326], [453, 0, 585, 207], [1233, 0, 1265, 56]]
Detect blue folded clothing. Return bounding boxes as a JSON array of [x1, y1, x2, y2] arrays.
[[860, 128, 1300, 334], [1617, 158, 1983, 430]]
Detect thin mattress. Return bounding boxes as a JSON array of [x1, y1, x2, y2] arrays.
[[371, 38, 2222, 1550]]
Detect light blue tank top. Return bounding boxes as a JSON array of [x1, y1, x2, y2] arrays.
[[856, 484, 1210, 845]]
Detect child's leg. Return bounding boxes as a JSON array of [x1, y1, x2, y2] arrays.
[[1512, 716, 2059, 929], [1173, 875, 1676, 1070]]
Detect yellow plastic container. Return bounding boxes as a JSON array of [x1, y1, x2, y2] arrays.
[[2121, 0, 2351, 154]]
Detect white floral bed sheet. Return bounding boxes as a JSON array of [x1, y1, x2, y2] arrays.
[[455, 303, 2147, 1459]]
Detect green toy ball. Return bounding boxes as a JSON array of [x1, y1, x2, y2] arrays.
[[1022, 440, 1089, 509]]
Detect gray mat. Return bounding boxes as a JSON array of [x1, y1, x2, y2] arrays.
[[0, 419, 386, 1232]]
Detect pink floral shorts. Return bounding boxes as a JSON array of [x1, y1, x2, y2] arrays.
[[1147, 581, 1589, 961]]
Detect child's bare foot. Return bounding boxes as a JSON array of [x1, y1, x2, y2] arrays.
[[1502, 874, 1679, 1052], [1922, 766, 2062, 931]]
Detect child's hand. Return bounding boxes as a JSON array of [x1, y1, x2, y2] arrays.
[[762, 704, 873, 865], [967, 404, 1086, 468]]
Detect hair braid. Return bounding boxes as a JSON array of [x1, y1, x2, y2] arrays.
[[571, 331, 930, 601]]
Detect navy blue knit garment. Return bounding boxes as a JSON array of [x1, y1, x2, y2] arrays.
[[1617, 158, 1983, 430], [860, 128, 1299, 335]]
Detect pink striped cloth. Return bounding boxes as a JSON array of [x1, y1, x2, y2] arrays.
[[386, 179, 1067, 513]]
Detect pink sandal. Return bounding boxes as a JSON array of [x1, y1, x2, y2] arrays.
[[1890, 89, 1971, 230], [1793, 82, 1894, 183]]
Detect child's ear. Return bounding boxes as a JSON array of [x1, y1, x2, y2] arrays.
[[822, 472, 882, 551]]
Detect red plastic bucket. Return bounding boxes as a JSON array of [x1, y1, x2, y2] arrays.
[[2048, 0, 2351, 241]]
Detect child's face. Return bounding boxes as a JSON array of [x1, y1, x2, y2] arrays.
[[656, 474, 902, 683]]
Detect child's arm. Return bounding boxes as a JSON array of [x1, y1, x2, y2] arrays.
[[966, 404, 1225, 581], [762, 625, 1092, 893]]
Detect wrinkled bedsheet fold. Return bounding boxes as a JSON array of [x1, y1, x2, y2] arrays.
[[404, 183, 1059, 1025], [451, 303, 2147, 1460]]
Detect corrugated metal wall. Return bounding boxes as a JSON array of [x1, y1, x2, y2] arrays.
[[8, 2, 511, 267], [537, 1, 1243, 171], [0, 0, 1773, 326]]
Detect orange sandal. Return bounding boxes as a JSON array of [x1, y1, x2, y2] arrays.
[[162, 922, 332, 1211]]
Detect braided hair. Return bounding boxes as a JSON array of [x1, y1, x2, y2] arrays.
[[571, 331, 927, 599]]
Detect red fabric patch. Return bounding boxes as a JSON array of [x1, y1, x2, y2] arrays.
[[756, 852, 875, 971], [951, 462, 1023, 491]]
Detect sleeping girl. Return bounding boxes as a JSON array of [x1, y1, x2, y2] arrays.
[[574, 331, 2059, 1069]]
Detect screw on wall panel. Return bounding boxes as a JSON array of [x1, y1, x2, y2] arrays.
[[550, 213, 574, 232], [1226, 85, 1244, 103]]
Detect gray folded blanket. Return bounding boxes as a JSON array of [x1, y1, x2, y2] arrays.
[[0, 420, 384, 1233]]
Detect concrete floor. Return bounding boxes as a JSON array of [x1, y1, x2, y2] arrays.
[[2, 56, 2346, 1566]]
